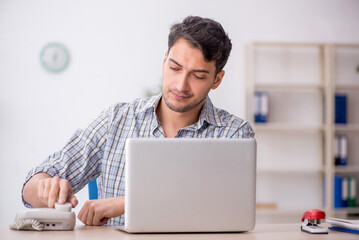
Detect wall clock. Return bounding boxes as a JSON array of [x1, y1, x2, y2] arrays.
[[40, 43, 70, 73]]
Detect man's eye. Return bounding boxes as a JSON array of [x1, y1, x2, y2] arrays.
[[169, 66, 180, 71], [194, 74, 205, 80]]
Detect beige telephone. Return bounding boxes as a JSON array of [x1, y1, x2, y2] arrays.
[[9, 202, 76, 231]]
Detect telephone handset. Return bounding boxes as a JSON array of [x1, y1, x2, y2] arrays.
[[9, 202, 76, 231]]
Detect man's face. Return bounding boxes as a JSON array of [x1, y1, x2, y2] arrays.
[[161, 38, 224, 113]]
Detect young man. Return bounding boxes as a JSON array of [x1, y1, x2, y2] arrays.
[[22, 16, 254, 226]]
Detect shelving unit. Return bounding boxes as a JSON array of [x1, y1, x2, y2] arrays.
[[331, 44, 359, 219], [246, 42, 359, 222]]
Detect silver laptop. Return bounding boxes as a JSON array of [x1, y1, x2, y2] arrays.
[[119, 138, 256, 233]]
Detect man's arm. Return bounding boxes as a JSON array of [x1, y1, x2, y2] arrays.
[[230, 121, 255, 138], [22, 172, 124, 226], [22, 173, 78, 208], [22, 107, 110, 208], [78, 197, 125, 226]]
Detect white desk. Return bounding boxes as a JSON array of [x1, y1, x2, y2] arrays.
[[1, 223, 359, 240]]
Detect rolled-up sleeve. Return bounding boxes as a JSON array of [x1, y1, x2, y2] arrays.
[[22, 108, 109, 207]]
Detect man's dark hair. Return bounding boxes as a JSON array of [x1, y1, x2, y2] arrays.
[[168, 16, 232, 75]]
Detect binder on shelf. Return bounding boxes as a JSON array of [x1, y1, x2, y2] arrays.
[[335, 94, 347, 124], [342, 177, 348, 208], [348, 177, 357, 208], [334, 176, 357, 208], [335, 135, 348, 166], [334, 176, 343, 208], [254, 91, 269, 123], [334, 136, 339, 165]]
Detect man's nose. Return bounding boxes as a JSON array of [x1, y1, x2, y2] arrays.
[[176, 72, 190, 92]]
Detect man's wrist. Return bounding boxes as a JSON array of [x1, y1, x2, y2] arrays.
[[112, 196, 125, 217]]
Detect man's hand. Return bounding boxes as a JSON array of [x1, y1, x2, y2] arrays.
[[38, 176, 78, 208], [78, 196, 125, 226], [23, 173, 78, 208]]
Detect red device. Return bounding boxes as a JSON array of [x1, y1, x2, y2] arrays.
[[301, 209, 326, 222], [301, 209, 328, 234]]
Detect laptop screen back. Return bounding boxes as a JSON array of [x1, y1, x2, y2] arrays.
[[124, 138, 256, 233]]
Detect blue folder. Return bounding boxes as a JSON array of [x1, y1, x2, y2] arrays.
[[334, 176, 342, 208], [335, 94, 347, 124], [329, 226, 359, 234]]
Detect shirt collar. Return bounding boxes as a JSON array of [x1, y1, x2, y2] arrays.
[[198, 96, 225, 128], [139, 93, 163, 135], [140, 93, 162, 112]]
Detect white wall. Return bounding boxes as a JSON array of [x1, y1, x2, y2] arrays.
[[1, 0, 359, 224]]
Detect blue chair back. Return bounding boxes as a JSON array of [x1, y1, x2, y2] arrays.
[[88, 179, 98, 200]]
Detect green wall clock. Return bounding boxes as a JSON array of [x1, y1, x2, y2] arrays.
[[40, 43, 70, 73]]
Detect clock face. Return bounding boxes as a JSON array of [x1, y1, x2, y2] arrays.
[[40, 43, 70, 73]]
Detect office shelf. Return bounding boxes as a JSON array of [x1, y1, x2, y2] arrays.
[[253, 123, 324, 132], [334, 207, 359, 214], [335, 84, 359, 91], [254, 82, 324, 89], [335, 166, 359, 173], [335, 124, 359, 132], [333, 208, 359, 220], [331, 44, 359, 218], [246, 42, 359, 219], [258, 166, 324, 174]]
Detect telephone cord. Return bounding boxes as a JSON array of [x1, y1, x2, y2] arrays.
[[9, 218, 45, 231]]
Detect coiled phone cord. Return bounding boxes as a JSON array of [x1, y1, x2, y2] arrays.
[[9, 218, 45, 231]]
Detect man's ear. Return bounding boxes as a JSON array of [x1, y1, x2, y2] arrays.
[[211, 70, 225, 90], [162, 50, 168, 71]]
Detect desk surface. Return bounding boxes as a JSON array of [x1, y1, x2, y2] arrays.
[[1, 223, 358, 240]]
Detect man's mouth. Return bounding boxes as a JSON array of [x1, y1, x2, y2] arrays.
[[171, 91, 191, 100]]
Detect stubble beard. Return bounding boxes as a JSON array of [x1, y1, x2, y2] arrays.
[[162, 88, 209, 113]]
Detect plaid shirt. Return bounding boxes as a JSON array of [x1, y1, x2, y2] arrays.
[[23, 93, 254, 225]]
